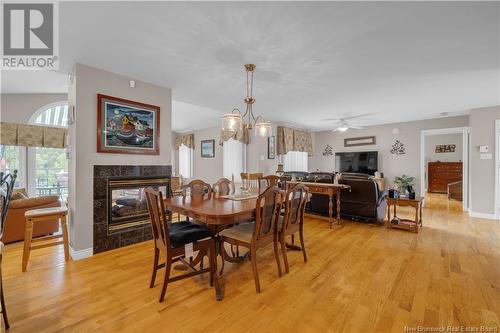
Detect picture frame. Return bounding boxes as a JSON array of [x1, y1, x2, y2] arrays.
[[435, 144, 456, 153], [201, 139, 215, 158], [268, 135, 276, 159], [97, 94, 160, 155], [344, 136, 376, 147]]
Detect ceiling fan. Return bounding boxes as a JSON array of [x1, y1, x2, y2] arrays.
[[322, 113, 376, 132]]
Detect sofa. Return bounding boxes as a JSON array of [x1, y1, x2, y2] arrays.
[[283, 171, 387, 223], [2, 190, 61, 244]]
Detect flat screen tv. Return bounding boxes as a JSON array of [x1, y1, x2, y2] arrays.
[[335, 151, 378, 175]]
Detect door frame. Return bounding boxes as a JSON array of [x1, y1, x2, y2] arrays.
[[495, 120, 500, 219], [420, 127, 470, 211]]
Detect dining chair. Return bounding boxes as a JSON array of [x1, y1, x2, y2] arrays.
[[0, 170, 17, 330], [280, 183, 309, 273], [258, 175, 289, 192], [241, 172, 263, 191], [181, 179, 212, 198], [220, 185, 283, 293], [212, 178, 235, 196], [145, 187, 217, 303]]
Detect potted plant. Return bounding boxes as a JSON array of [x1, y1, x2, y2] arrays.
[[394, 174, 415, 196]]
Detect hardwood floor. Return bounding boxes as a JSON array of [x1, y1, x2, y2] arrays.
[[1, 194, 499, 332]]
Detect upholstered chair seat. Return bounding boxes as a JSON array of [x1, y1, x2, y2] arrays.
[[168, 221, 211, 248]]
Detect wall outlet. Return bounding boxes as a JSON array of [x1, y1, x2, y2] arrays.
[[480, 153, 492, 160], [479, 145, 489, 153]]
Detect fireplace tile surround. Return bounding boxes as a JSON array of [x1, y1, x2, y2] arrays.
[[93, 165, 171, 254]]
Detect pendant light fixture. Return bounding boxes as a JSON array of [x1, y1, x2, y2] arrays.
[[221, 64, 271, 137]]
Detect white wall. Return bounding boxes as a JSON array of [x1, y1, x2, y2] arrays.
[[424, 133, 463, 163], [68, 63, 172, 252], [469, 105, 500, 216], [0, 93, 68, 123], [310, 116, 470, 195]]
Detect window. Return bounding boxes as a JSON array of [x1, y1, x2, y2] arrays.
[[0, 145, 25, 187], [223, 139, 246, 183], [178, 144, 193, 179], [28, 102, 69, 199], [283, 151, 308, 172]]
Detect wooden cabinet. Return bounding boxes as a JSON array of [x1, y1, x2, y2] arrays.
[[427, 162, 462, 193]]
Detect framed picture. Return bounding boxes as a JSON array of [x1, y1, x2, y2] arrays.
[[344, 136, 376, 147], [268, 135, 276, 159], [97, 94, 160, 155], [435, 144, 456, 153], [201, 139, 215, 158]]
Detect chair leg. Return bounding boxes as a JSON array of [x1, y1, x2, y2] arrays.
[[209, 242, 215, 287], [150, 247, 160, 288], [291, 234, 295, 245], [280, 235, 290, 274], [219, 240, 226, 276], [1, 258, 9, 330], [273, 235, 282, 277], [299, 228, 307, 263], [250, 247, 260, 293], [159, 259, 172, 303]]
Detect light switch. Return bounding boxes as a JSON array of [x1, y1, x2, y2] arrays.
[[479, 145, 489, 153], [480, 153, 492, 160]]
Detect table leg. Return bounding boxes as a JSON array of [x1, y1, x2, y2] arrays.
[[215, 236, 224, 301], [336, 191, 342, 225], [328, 193, 334, 228]]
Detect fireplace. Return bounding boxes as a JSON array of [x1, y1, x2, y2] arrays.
[[93, 165, 171, 254], [108, 176, 169, 233]]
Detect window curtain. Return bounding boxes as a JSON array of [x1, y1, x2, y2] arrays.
[[219, 128, 249, 146], [0, 122, 67, 148], [175, 133, 194, 149], [277, 126, 313, 156], [283, 151, 308, 172], [178, 144, 193, 179], [223, 138, 246, 183]]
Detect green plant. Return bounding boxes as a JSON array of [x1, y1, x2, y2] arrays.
[[394, 174, 415, 191]]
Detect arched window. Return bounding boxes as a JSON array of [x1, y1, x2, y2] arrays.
[[30, 102, 69, 127], [28, 102, 69, 199]]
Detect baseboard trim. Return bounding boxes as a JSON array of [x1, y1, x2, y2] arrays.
[[469, 211, 499, 220], [70, 247, 93, 260]]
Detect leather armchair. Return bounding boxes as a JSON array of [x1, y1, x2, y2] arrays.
[[2, 195, 61, 244], [338, 173, 387, 222]]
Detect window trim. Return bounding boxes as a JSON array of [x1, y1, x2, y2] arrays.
[[178, 144, 194, 180]]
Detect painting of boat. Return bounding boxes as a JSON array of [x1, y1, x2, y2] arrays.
[[98, 94, 160, 155]]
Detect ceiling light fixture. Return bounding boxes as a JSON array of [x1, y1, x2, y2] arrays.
[[221, 64, 271, 137]]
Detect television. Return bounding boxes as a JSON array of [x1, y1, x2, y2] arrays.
[[335, 151, 378, 175]]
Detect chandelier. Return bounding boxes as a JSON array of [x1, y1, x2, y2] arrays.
[[221, 64, 272, 137]]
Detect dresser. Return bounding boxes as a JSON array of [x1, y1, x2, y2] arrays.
[[427, 161, 462, 193]]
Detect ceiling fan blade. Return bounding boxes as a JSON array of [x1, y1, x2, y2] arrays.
[[350, 125, 364, 129], [332, 128, 339, 132], [341, 112, 377, 121]]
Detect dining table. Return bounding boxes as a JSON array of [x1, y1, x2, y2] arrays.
[[163, 192, 260, 301]]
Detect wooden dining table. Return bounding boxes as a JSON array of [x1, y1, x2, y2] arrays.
[[163, 193, 259, 301]]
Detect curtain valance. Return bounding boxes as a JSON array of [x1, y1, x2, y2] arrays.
[[175, 133, 194, 149], [277, 126, 313, 156], [219, 128, 249, 145], [0, 122, 68, 148]]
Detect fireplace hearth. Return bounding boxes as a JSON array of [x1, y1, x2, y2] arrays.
[[93, 165, 171, 254]]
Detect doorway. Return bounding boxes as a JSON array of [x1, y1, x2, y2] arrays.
[[420, 127, 469, 211]]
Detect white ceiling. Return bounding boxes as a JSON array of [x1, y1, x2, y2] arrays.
[[2, 2, 499, 132]]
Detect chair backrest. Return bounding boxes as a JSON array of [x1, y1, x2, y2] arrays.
[[182, 179, 212, 198], [241, 172, 263, 190], [253, 186, 282, 241], [282, 183, 308, 230], [145, 187, 171, 251], [258, 175, 289, 192], [0, 171, 17, 240], [212, 178, 235, 196]]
